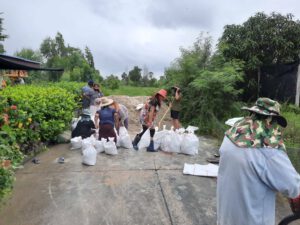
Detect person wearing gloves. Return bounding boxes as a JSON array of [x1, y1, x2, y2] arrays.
[[71, 109, 96, 139], [132, 89, 167, 152], [217, 98, 300, 225], [94, 97, 119, 143]]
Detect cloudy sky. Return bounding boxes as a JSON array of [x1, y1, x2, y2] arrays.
[[1, 0, 300, 77]]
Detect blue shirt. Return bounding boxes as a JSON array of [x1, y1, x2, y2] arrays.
[[217, 136, 300, 225], [98, 107, 116, 126]]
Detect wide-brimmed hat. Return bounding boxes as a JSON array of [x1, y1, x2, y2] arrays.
[[242, 97, 287, 127], [82, 109, 91, 116], [100, 97, 114, 107], [156, 89, 167, 99]]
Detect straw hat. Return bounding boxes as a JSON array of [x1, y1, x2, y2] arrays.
[[100, 97, 114, 107]]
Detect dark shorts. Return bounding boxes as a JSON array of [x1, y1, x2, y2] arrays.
[[171, 110, 180, 119]]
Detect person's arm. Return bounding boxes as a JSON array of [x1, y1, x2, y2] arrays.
[[175, 88, 181, 100], [114, 112, 120, 134], [260, 151, 300, 198], [94, 112, 100, 129]]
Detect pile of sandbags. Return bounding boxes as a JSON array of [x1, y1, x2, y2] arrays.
[[137, 125, 199, 155]]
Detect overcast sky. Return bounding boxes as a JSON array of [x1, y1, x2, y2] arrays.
[[1, 0, 300, 77]]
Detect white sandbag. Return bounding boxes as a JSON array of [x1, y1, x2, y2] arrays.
[[137, 129, 150, 150], [168, 129, 182, 153], [180, 131, 199, 155], [94, 138, 106, 153], [82, 146, 97, 166], [81, 138, 93, 150], [118, 126, 133, 149], [153, 127, 168, 150], [70, 136, 82, 150], [104, 137, 118, 155]]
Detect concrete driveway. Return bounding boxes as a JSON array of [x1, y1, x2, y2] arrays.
[[0, 136, 295, 225]]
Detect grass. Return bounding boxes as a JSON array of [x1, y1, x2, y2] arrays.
[[104, 85, 159, 96]]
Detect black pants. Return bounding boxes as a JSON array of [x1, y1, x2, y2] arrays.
[[138, 125, 155, 138]]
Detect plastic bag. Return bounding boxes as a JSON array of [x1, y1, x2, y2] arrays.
[[118, 126, 133, 149], [82, 146, 97, 166], [94, 138, 106, 153], [81, 136, 96, 150], [153, 126, 168, 150], [180, 130, 199, 155], [70, 136, 82, 150], [168, 129, 183, 153], [104, 137, 118, 155], [137, 129, 150, 150]]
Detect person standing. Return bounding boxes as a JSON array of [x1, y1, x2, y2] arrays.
[[90, 83, 104, 116], [132, 89, 167, 151], [94, 97, 119, 143], [217, 98, 300, 225], [82, 80, 94, 109], [170, 86, 182, 130]]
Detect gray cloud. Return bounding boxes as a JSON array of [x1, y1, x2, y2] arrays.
[[1, 0, 300, 77]]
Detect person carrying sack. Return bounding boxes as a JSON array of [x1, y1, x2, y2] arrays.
[[217, 98, 300, 225], [132, 89, 167, 151]]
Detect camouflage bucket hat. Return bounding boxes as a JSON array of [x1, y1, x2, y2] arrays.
[[242, 97, 287, 127]]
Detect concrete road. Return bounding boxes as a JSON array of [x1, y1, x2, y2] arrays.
[[0, 136, 296, 225]]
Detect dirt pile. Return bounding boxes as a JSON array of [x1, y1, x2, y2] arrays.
[[109, 95, 172, 133]]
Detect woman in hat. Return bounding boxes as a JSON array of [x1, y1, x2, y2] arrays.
[[132, 89, 167, 151], [94, 97, 119, 142], [217, 98, 300, 225], [71, 109, 96, 139]]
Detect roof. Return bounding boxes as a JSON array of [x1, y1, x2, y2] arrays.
[[0, 54, 64, 71]]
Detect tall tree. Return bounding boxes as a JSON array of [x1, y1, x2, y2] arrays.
[[218, 12, 300, 100], [128, 66, 142, 85], [0, 13, 8, 53], [84, 46, 95, 69]]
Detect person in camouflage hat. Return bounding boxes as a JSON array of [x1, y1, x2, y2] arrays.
[[226, 97, 287, 151], [217, 97, 300, 225]]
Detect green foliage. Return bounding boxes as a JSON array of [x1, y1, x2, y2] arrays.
[[128, 66, 142, 85], [218, 12, 300, 101], [0, 167, 14, 200], [2, 85, 77, 142], [105, 85, 158, 96], [104, 75, 120, 90], [39, 32, 102, 82], [0, 13, 8, 53]]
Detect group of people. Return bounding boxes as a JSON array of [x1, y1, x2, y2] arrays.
[[72, 81, 183, 153], [72, 80, 300, 224]]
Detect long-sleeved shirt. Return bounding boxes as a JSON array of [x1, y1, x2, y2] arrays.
[[217, 136, 300, 225]]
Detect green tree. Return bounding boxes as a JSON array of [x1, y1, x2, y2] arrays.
[[128, 66, 142, 85], [104, 74, 120, 90], [84, 46, 95, 69], [0, 13, 8, 53], [14, 48, 44, 83], [218, 12, 300, 100], [121, 72, 129, 85]]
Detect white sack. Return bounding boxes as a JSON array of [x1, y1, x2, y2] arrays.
[[153, 128, 168, 150], [95, 138, 106, 153], [180, 131, 199, 155], [168, 130, 182, 153], [118, 126, 133, 149], [70, 136, 82, 150], [81, 136, 96, 150], [138, 129, 150, 150], [82, 146, 97, 166], [104, 137, 118, 155]]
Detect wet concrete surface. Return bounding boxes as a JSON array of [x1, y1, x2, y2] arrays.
[[0, 136, 297, 225]]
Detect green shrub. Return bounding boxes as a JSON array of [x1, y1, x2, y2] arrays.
[[0, 168, 14, 200]]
